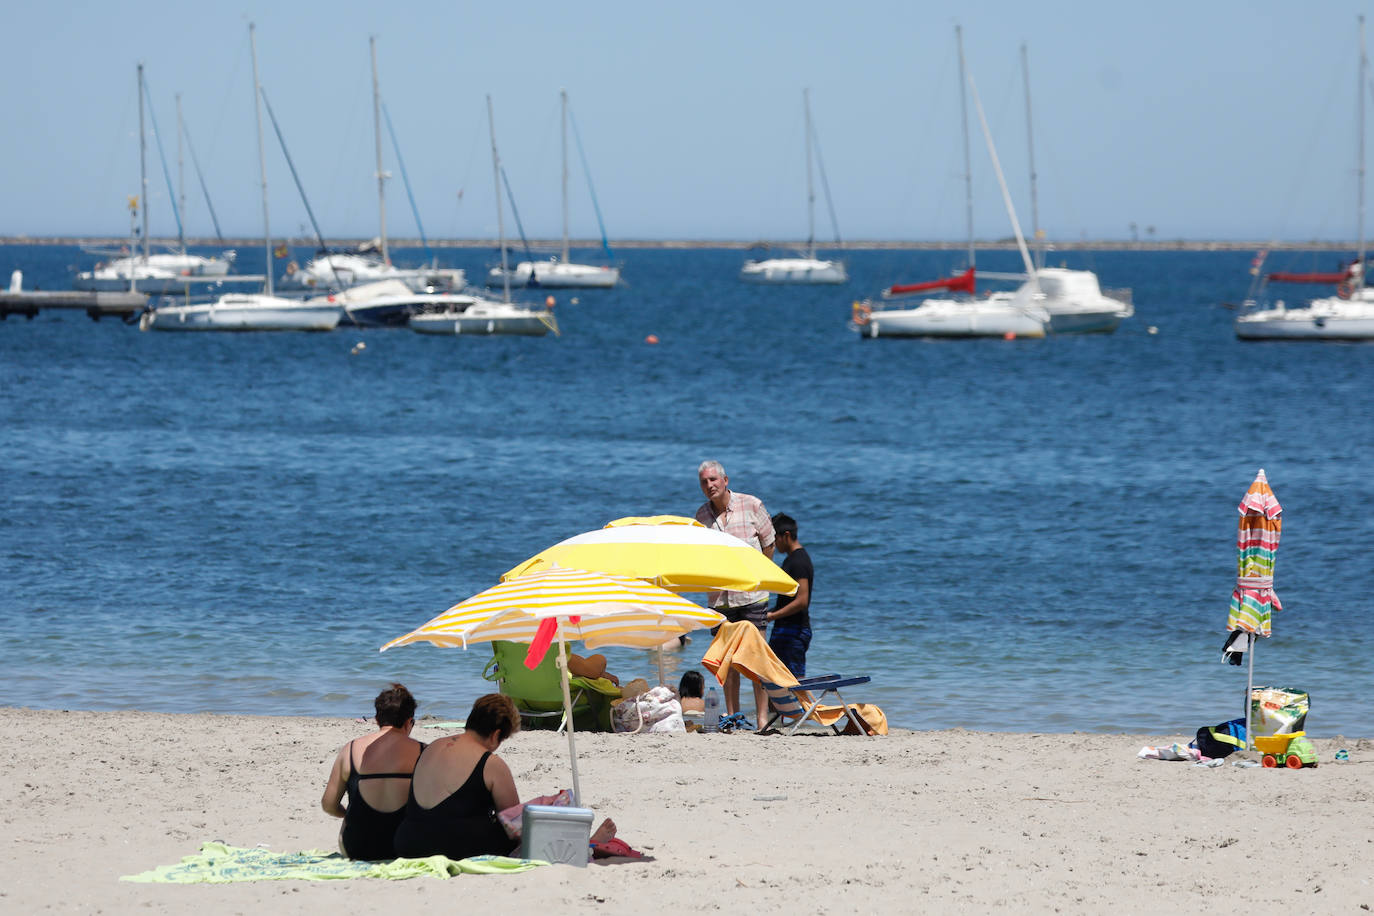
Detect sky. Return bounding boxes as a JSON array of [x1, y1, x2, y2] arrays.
[[6, 1, 1374, 243]]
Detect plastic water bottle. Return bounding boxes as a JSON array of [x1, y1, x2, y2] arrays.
[[703, 687, 721, 732]]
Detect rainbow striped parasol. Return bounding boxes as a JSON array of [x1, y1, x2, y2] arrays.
[[1226, 469, 1283, 637]]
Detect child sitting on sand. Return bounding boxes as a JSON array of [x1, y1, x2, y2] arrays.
[[677, 670, 705, 715]]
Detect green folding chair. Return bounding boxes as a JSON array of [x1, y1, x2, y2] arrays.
[[482, 640, 620, 733]]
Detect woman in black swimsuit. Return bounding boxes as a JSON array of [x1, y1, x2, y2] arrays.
[[393, 693, 619, 859], [392, 693, 523, 860], [321, 683, 425, 860]]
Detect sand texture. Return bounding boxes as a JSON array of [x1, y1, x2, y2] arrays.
[[2, 708, 1370, 913]]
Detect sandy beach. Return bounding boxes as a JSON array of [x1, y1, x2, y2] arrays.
[[2, 707, 1370, 913]]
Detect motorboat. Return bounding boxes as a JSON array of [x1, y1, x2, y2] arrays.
[[1001, 268, 1132, 334], [486, 89, 620, 289], [139, 293, 341, 331], [408, 295, 558, 336], [281, 249, 464, 293], [329, 278, 545, 330], [740, 89, 846, 285], [740, 256, 847, 284], [1235, 19, 1374, 341]]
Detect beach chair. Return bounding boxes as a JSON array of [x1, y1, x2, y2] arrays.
[[760, 674, 874, 736], [482, 640, 620, 733], [702, 621, 883, 736]]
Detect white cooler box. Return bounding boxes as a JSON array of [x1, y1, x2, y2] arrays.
[[520, 804, 593, 866]]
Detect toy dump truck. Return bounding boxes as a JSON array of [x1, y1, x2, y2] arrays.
[[1254, 732, 1318, 769]]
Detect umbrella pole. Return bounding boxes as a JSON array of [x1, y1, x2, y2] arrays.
[[1244, 633, 1255, 753], [555, 625, 583, 807], [657, 645, 665, 686]]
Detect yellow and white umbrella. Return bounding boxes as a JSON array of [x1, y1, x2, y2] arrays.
[[500, 515, 798, 595], [381, 566, 723, 803]]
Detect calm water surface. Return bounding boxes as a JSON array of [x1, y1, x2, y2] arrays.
[[3, 243, 1372, 736]]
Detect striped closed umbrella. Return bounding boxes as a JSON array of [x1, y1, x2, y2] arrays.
[[381, 567, 723, 804], [1223, 468, 1283, 752], [1227, 468, 1283, 637]]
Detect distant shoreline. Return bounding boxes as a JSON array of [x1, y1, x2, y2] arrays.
[[0, 236, 1358, 252]]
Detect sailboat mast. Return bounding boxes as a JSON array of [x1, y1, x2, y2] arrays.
[[249, 23, 274, 297], [138, 63, 150, 266], [805, 88, 816, 260], [955, 26, 975, 270], [176, 93, 187, 253], [371, 36, 389, 266], [968, 72, 1037, 283], [561, 88, 570, 264], [1360, 16, 1367, 293], [488, 95, 511, 303], [1021, 43, 1042, 271]]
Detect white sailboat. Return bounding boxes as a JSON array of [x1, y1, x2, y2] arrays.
[[141, 24, 341, 332], [855, 27, 1046, 339], [76, 64, 238, 295], [279, 38, 464, 299], [411, 96, 557, 338], [740, 89, 847, 284], [1014, 44, 1133, 334], [486, 89, 620, 289], [1237, 17, 1374, 341]]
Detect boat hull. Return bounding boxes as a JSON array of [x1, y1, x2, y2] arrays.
[[1235, 314, 1374, 339], [140, 295, 342, 332], [1045, 309, 1127, 334], [409, 309, 556, 337], [739, 258, 847, 284], [861, 300, 1046, 339], [486, 261, 620, 289]]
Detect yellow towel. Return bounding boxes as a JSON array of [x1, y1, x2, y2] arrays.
[[701, 621, 798, 689], [701, 622, 888, 735]]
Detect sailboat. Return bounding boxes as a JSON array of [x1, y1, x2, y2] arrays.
[[1010, 43, 1133, 334], [141, 24, 341, 332], [279, 38, 465, 301], [485, 89, 620, 290], [410, 96, 558, 337], [76, 64, 238, 294], [855, 27, 1046, 339], [740, 89, 847, 284], [1236, 17, 1374, 340]]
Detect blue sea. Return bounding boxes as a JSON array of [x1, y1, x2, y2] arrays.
[[3, 242, 1372, 737]]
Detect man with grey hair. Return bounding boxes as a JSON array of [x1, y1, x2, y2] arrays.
[[694, 459, 775, 729]]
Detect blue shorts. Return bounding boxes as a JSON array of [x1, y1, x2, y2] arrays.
[[768, 624, 812, 678]]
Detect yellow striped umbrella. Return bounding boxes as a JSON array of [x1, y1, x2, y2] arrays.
[[381, 567, 723, 804], [500, 515, 798, 595], [380, 566, 724, 652]]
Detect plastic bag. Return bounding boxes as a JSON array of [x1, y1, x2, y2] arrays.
[[1250, 687, 1309, 736]]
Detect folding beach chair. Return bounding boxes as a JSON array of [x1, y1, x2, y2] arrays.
[[702, 621, 882, 736], [482, 640, 620, 733], [760, 674, 873, 736]]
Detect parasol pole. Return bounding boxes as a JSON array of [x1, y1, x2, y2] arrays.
[[1244, 633, 1255, 752], [554, 623, 583, 807], [657, 645, 666, 686]]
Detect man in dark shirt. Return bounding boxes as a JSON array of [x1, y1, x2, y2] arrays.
[[764, 513, 813, 677]]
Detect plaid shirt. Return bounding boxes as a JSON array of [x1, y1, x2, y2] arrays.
[[695, 490, 774, 608]]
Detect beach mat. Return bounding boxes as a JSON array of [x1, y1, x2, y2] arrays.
[[121, 841, 546, 883]]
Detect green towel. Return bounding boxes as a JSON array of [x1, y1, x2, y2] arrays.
[[121, 842, 547, 883]]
